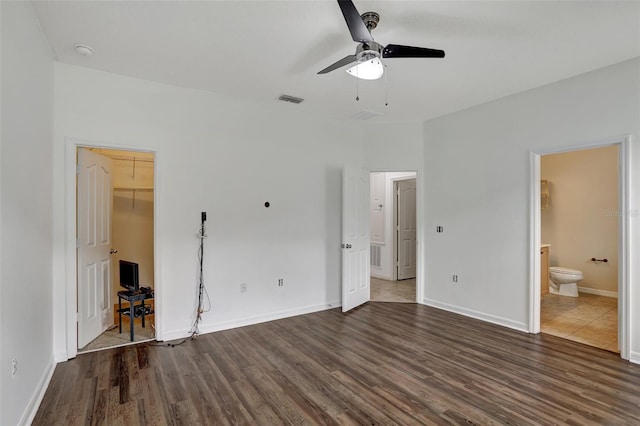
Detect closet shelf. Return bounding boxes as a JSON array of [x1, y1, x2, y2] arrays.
[[114, 187, 153, 192]]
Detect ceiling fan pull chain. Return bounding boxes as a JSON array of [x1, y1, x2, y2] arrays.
[[355, 66, 360, 101], [384, 64, 389, 106]]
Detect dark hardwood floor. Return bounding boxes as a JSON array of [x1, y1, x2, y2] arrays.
[[34, 303, 640, 425]]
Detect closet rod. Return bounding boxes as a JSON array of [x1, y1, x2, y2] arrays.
[[110, 155, 154, 163]]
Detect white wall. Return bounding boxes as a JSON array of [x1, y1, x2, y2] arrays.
[[541, 146, 619, 295], [53, 63, 364, 351], [422, 59, 640, 358], [364, 122, 424, 172], [364, 122, 424, 294], [0, 3, 55, 424]]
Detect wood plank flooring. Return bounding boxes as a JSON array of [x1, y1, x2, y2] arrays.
[[34, 303, 640, 425]]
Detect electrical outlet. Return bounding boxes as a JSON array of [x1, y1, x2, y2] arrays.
[[452, 275, 459, 283], [278, 278, 284, 287], [11, 358, 17, 378], [240, 283, 247, 293]]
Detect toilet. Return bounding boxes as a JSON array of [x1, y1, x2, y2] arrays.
[[549, 266, 583, 297]]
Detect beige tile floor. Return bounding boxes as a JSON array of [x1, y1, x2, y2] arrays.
[[541, 292, 618, 353], [371, 277, 416, 303], [79, 316, 155, 353]]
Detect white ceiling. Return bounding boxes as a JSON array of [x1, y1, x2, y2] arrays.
[[32, 1, 640, 123]]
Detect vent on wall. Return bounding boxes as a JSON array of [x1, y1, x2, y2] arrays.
[[278, 94, 304, 104], [350, 110, 383, 121], [370, 244, 381, 267]]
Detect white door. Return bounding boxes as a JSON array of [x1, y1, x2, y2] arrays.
[[397, 179, 417, 280], [342, 167, 370, 312], [77, 148, 114, 348]]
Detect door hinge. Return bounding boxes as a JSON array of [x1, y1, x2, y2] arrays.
[[76, 165, 80, 175], [76, 238, 80, 248], [75, 312, 79, 323]]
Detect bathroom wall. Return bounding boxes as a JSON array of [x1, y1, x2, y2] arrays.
[[541, 145, 619, 296]]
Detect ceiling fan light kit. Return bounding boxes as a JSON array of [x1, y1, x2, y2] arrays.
[[318, 0, 445, 81], [346, 53, 384, 80]]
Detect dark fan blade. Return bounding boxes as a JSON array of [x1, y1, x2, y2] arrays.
[[318, 54, 357, 74], [382, 44, 445, 59], [337, 0, 373, 43]]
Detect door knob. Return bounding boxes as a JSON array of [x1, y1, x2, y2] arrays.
[[110, 248, 118, 254]]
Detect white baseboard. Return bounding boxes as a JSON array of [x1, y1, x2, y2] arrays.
[[629, 351, 640, 365], [578, 286, 618, 298], [54, 351, 68, 363], [160, 300, 341, 342], [371, 272, 392, 281], [20, 355, 56, 426], [423, 298, 529, 333]]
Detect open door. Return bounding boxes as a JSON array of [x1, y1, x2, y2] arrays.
[[77, 148, 114, 348], [396, 178, 417, 280], [342, 167, 370, 312]]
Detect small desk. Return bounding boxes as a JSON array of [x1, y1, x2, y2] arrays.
[[117, 290, 154, 342]]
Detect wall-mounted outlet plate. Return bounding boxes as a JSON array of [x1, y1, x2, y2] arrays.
[[240, 283, 247, 293], [278, 278, 284, 287], [11, 358, 17, 377], [452, 275, 459, 283]]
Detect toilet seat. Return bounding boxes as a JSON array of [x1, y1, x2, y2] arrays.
[[549, 266, 581, 276]]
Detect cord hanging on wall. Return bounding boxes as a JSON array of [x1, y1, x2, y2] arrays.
[[190, 211, 210, 337]]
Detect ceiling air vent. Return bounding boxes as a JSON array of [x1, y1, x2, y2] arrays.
[[350, 110, 383, 121], [278, 94, 304, 104]]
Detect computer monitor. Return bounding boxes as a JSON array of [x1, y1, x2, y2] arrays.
[[119, 260, 139, 292]]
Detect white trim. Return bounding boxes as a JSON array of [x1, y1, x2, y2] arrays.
[[160, 301, 341, 342], [370, 271, 388, 280], [529, 152, 541, 333], [423, 298, 529, 333], [530, 135, 631, 360], [53, 352, 68, 363], [65, 138, 159, 359], [577, 287, 618, 298], [630, 351, 640, 365], [618, 136, 630, 360], [19, 355, 56, 426]]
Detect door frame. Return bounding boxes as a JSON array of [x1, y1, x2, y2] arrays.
[[529, 135, 630, 360], [392, 177, 417, 281], [65, 138, 160, 359], [371, 169, 423, 303]]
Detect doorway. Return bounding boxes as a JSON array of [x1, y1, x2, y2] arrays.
[[370, 172, 417, 303], [530, 137, 630, 359], [539, 146, 619, 352], [76, 147, 156, 353]]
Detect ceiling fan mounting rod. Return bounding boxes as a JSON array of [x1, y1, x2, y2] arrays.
[[357, 41, 383, 56], [361, 11, 379, 31]]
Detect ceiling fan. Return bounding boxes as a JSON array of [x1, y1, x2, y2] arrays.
[[318, 0, 445, 80]]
